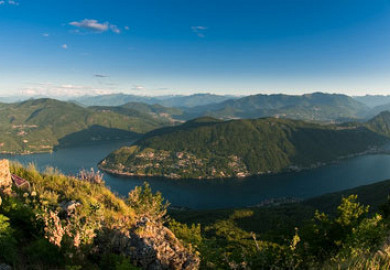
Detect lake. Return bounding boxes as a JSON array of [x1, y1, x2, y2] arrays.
[[1, 141, 390, 209]]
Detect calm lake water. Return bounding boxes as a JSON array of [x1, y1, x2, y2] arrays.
[[2, 141, 390, 209]]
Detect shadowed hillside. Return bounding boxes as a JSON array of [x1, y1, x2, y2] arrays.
[[0, 99, 173, 153]]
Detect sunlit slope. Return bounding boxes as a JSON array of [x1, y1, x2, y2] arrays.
[[100, 116, 388, 179]]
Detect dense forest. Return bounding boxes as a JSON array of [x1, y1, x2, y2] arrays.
[[100, 115, 390, 179]]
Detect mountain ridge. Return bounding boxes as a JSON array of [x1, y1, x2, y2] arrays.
[[0, 98, 174, 153]]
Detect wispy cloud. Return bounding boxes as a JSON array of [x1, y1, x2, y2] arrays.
[[131, 85, 145, 91], [0, 0, 19, 5], [94, 74, 109, 78], [62, 44, 68, 49], [191, 26, 207, 38], [20, 83, 116, 97], [42, 33, 50, 37], [69, 19, 121, 34]]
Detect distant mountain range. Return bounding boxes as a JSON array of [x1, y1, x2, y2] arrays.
[[99, 113, 390, 179], [72, 93, 239, 108], [76, 92, 377, 122], [353, 95, 390, 108], [185, 92, 369, 122], [4, 92, 390, 122], [73, 92, 372, 122], [4, 93, 390, 155]]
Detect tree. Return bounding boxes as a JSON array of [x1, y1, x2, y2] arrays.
[[127, 182, 169, 222]]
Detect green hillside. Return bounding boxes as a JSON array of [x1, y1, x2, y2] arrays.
[[171, 178, 390, 234], [167, 178, 390, 269], [366, 111, 390, 136], [90, 102, 183, 126], [0, 162, 198, 269], [0, 99, 171, 153], [99, 116, 388, 179]]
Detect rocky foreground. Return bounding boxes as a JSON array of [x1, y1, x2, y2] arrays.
[[0, 159, 199, 269]]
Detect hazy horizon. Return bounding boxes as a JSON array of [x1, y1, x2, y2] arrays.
[[2, 91, 390, 99]]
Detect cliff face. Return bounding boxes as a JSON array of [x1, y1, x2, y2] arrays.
[[98, 216, 200, 270]]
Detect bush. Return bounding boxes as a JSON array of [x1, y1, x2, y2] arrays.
[[0, 214, 17, 264], [127, 182, 169, 222]]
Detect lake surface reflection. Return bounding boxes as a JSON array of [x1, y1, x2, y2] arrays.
[[2, 141, 390, 209]]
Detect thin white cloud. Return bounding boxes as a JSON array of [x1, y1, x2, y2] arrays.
[[124, 26, 130, 30], [191, 26, 207, 38], [42, 33, 50, 37], [62, 44, 68, 49], [131, 85, 145, 91], [69, 19, 121, 34], [0, 0, 19, 5], [20, 83, 116, 97]]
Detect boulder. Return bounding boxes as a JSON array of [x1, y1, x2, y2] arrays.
[[0, 160, 12, 194], [98, 217, 200, 269], [59, 200, 81, 216]]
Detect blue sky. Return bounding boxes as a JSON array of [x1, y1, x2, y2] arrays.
[[1, 0, 390, 97]]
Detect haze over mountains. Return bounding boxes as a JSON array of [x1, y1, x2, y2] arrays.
[[353, 95, 390, 108], [72, 93, 239, 108], [70, 92, 390, 121], [2, 92, 390, 154]]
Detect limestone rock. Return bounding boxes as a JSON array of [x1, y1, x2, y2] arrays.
[[0, 160, 12, 194], [98, 217, 200, 270]]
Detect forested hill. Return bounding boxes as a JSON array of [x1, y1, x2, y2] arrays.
[[0, 98, 173, 153], [366, 111, 390, 136], [74, 92, 369, 122], [200, 92, 368, 121], [99, 116, 389, 179]]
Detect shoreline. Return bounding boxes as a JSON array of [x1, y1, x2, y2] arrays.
[[0, 150, 54, 155], [0, 138, 136, 156], [98, 147, 390, 181]]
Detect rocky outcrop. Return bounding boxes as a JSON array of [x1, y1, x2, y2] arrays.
[[98, 217, 200, 270], [0, 159, 12, 194], [0, 264, 12, 270], [59, 200, 81, 217]]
